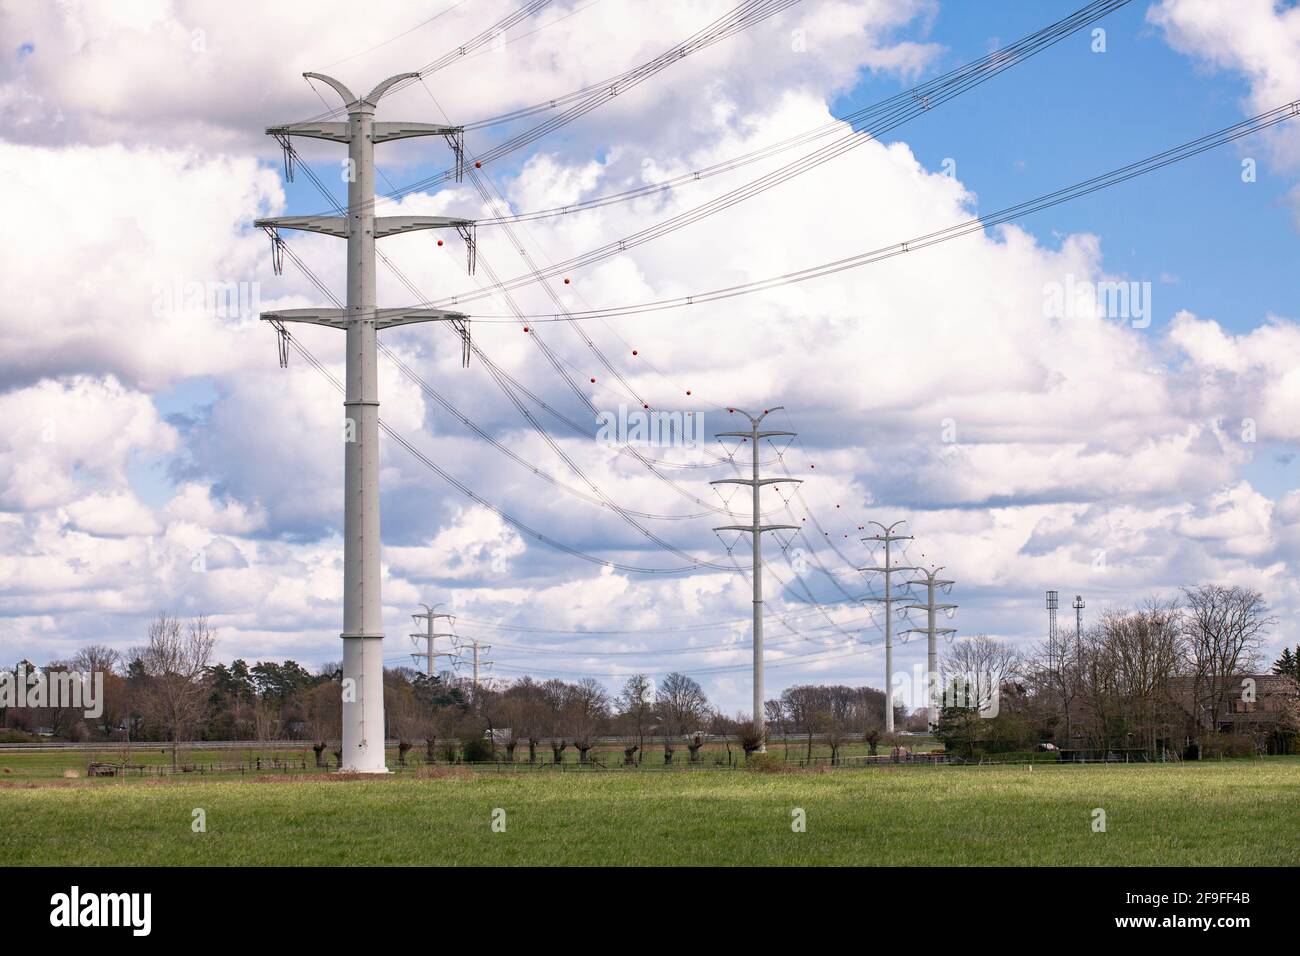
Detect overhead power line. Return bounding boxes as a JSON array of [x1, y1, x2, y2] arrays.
[[460, 98, 1300, 322]]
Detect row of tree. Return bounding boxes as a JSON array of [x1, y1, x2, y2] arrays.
[[5, 586, 1297, 763], [935, 586, 1300, 757]]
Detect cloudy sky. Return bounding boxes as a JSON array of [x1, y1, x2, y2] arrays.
[[2, 0, 1298, 713]]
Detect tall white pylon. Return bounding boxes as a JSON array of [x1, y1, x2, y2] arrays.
[[901, 566, 956, 731], [410, 604, 456, 678], [711, 407, 800, 752], [455, 638, 493, 711], [258, 72, 469, 772], [860, 520, 914, 733]]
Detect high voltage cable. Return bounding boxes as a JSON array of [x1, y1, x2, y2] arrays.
[[489, 634, 884, 681], [422, 0, 1133, 308], [318, 0, 474, 70], [280, 330, 720, 574], [282, 0, 555, 129], [276, 156, 772, 531], [458, 99, 1300, 322], [470, 0, 1134, 226], [451, 601, 871, 635], [270, 235, 763, 535], [344, 0, 1125, 226], [482, 623, 876, 656], [419, 64, 881, 593], [303, 0, 802, 217]]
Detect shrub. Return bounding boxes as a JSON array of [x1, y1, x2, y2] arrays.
[[1201, 733, 1257, 759], [744, 752, 785, 773], [460, 735, 495, 763]]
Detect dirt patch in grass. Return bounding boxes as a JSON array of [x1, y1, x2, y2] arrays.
[[413, 765, 474, 780]]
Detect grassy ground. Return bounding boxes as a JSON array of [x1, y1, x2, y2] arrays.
[[2, 757, 1296, 866]]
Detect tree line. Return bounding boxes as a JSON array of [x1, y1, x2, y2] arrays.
[[5, 584, 1297, 764]]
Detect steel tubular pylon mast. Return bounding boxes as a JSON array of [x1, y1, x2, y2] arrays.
[[257, 72, 469, 772], [711, 407, 800, 752], [410, 604, 456, 678], [860, 520, 914, 732], [901, 566, 956, 731], [457, 639, 493, 710]]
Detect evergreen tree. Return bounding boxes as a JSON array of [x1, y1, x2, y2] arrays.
[[1272, 645, 1299, 681]]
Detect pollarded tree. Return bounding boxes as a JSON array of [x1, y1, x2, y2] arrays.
[[617, 673, 655, 765], [567, 678, 610, 764]]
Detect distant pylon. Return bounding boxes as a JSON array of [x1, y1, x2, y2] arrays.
[[410, 603, 456, 678], [455, 638, 493, 710], [901, 566, 956, 730], [711, 406, 800, 753], [860, 520, 914, 733]]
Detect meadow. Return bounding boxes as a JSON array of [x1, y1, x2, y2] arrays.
[[2, 752, 1296, 866]]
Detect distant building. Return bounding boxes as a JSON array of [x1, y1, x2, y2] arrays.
[[1169, 673, 1299, 754]]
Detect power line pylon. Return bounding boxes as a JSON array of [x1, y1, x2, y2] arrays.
[[454, 638, 493, 711], [257, 72, 469, 773], [860, 520, 914, 733], [711, 406, 800, 753], [901, 565, 956, 731], [410, 604, 456, 678]]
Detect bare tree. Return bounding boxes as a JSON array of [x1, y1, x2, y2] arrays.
[[138, 613, 216, 769], [1109, 599, 1185, 754], [1182, 585, 1272, 734], [656, 672, 710, 738], [942, 635, 1020, 715]]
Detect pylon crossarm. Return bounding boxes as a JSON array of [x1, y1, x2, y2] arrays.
[[373, 121, 462, 143], [375, 215, 473, 239], [712, 524, 754, 533], [709, 477, 802, 487], [266, 122, 350, 143], [256, 215, 349, 238], [303, 72, 358, 107], [364, 73, 419, 106], [261, 309, 347, 329], [375, 307, 468, 330]]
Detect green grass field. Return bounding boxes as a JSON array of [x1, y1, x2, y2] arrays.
[[2, 755, 1296, 866]]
